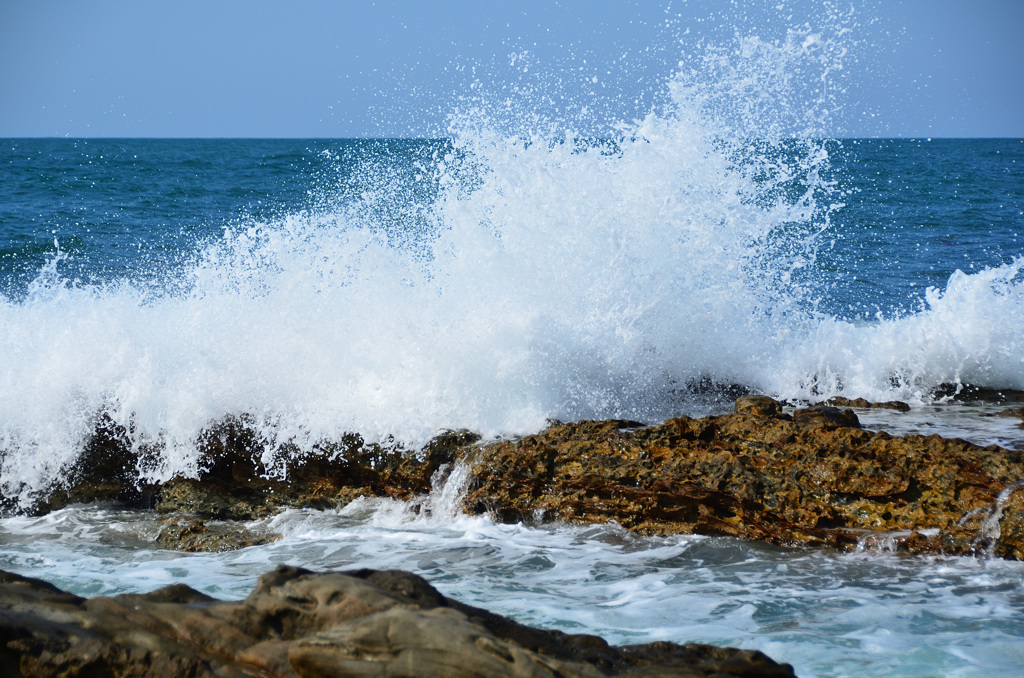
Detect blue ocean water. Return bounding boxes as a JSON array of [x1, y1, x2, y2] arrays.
[[0, 138, 412, 293], [3, 138, 1021, 317], [820, 138, 1023, 319]]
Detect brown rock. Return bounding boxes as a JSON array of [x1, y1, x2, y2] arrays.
[[150, 425, 481, 521], [10, 397, 1024, 561], [0, 566, 795, 677], [155, 515, 279, 552], [986, 407, 1024, 426], [825, 396, 911, 413], [792, 406, 861, 429], [734, 395, 785, 417], [462, 406, 1024, 558], [23, 414, 160, 515]]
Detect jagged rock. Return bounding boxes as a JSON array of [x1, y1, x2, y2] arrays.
[[0, 566, 795, 678], [824, 396, 911, 413], [462, 403, 1024, 559], [26, 414, 160, 515], [151, 426, 481, 520], [9, 397, 1024, 560], [734, 395, 785, 417], [16, 416, 480, 520], [791, 405, 861, 429]]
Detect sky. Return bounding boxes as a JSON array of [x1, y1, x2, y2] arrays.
[[1, 0, 1022, 138]]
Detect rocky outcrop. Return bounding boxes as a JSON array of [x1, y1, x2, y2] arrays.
[[0, 565, 794, 678], [155, 515, 279, 552], [8, 397, 1024, 559], [24, 419, 480, 519], [462, 396, 1024, 559], [823, 396, 911, 412]]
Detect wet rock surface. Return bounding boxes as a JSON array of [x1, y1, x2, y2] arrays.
[[155, 515, 280, 552], [9, 397, 1024, 559], [0, 565, 795, 678], [462, 397, 1024, 559], [984, 407, 1024, 426], [26, 419, 480, 520], [823, 396, 911, 413]]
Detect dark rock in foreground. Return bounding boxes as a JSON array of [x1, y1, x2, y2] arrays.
[[0, 565, 794, 678]]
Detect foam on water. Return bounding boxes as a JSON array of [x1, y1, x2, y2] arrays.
[[2, 500, 1023, 678], [773, 257, 1024, 401], [2, 5, 1023, 507]]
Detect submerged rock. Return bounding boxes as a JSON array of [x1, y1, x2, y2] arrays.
[[983, 407, 1024, 426], [155, 515, 279, 552], [0, 565, 795, 678]]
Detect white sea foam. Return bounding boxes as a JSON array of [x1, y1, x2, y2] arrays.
[[2, 503, 1023, 677], [1, 7, 1023, 506]]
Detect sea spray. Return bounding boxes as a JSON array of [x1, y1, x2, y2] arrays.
[[771, 257, 1024, 402]]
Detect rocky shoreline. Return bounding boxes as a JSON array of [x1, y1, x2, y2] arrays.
[[461, 396, 1024, 559], [10, 395, 1024, 560], [3, 395, 1024, 676], [0, 565, 795, 677]]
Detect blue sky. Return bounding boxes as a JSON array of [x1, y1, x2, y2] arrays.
[[1, 0, 1021, 138]]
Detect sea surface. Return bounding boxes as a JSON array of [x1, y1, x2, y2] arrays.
[[3, 26, 1024, 677]]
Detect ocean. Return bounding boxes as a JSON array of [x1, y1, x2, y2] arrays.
[[3, 39, 1024, 678]]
